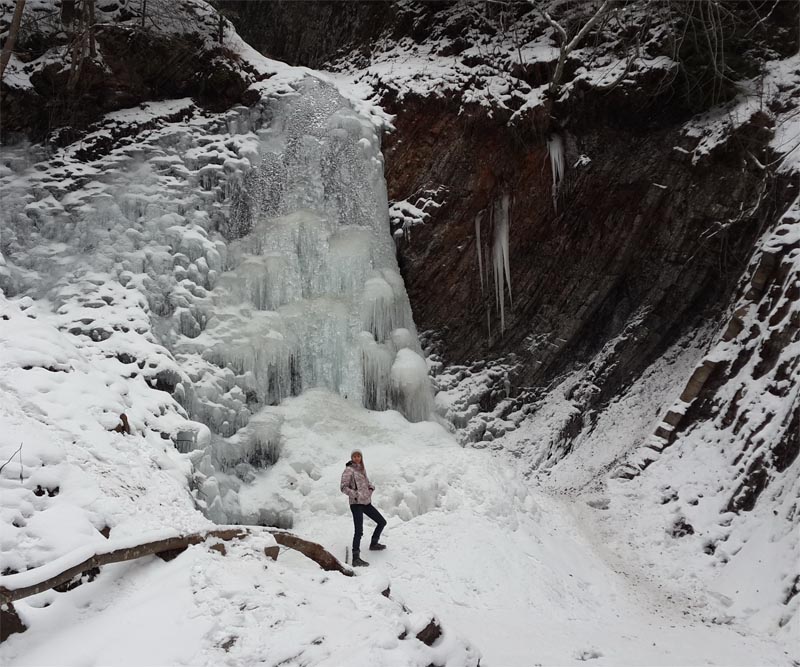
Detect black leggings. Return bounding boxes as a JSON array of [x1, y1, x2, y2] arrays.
[[350, 503, 386, 554]]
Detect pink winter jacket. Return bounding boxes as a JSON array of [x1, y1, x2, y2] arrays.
[[340, 462, 374, 505]]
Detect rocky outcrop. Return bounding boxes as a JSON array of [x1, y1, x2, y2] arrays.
[[219, 0, 396, 68], [0, 3, 260, 145], [385, 92, 791, 403]]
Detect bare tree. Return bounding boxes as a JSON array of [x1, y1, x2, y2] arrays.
[[66, 0, 96, 90], [539, 0, 612, 99], [0, 0, 27, 81]]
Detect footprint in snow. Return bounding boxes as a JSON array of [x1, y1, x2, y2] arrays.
[[575, 648, 603, 661]]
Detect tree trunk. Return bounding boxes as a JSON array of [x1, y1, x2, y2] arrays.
[[87, 0, 96, 58], [0, 0, 28, 82]]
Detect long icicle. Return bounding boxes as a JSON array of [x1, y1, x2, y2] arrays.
[[491, 193, 512, 333], [475, 212, 484, 296], [500, 193, 512, 307], [547, 134, 564, 213], [492, 198, 504, 332]]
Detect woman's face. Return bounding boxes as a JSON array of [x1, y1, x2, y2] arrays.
[[352, 452, 362, 464]]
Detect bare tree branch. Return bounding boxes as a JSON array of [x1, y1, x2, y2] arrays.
[[540, 0, 611, 97]]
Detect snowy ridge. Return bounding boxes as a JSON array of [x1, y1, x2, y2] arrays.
[[329, 0, 678, 126], [0, 293, 209, 577], [617, 196, 800, 635], [682, 53, 800, 169]]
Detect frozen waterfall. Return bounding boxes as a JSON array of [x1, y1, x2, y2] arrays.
[[0, 76, 436, 527], [183, 79, 436, 523], [191, 79, 434, 434]]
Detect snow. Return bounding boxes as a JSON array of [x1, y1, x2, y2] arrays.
[[3, 283, 793, 664], [389, 187, 445, 242], [682, 52, 800, 169], [1, 1, 798, 664]]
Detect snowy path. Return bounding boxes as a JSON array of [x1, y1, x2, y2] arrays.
[[262, 390, 795, 666], [302, 490, 793, 667], [2, 389, 794, 666]]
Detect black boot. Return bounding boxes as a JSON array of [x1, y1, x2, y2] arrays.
[[369, 543, 386, 551], [352, 553, 370, 567]]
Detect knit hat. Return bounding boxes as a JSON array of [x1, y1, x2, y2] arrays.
[[350, 449, 363, 460]]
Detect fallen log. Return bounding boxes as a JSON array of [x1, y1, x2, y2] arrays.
[[270, 531, 353, 577], [0, 527, 249, 605], [0, 526, 350, 607]]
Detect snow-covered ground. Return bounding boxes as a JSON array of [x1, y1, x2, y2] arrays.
[[2, 369, 796, 666], [2, 1, 798, 664]]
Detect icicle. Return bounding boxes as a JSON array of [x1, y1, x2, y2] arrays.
[[475, 212, 484, 296], [242, 411, 284, 468], [491, 194, 512, 333], [359, 332, 393, 411], [500, 193, 511, 307], [389, 327, 415, 353], [547, 134, 564, 212], [362, 275, 397, 342]]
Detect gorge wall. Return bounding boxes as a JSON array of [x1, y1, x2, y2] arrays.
[[218, 0, 798, 446]]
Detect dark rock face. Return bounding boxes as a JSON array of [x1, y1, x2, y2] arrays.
[[0, 602, 27, 641], [385, 93, 789, 407], [2, 23, 256, 145], [415, 617, 443, 646], [219, 0, 397, 68]]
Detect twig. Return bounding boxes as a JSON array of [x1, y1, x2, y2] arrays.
[[0, 443, 23, 481]]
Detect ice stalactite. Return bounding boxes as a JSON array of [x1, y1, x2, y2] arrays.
[[475, 212, 485, 296], [216, 411, 284, 473], [389, 327, 416, 353], [547, 134, 565, 212], [360, 332, 393, 412], [492, 193, 512, 333], [362, 274, 398, 341]]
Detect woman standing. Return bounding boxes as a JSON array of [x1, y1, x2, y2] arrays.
[[340, 449, 387, 567]]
